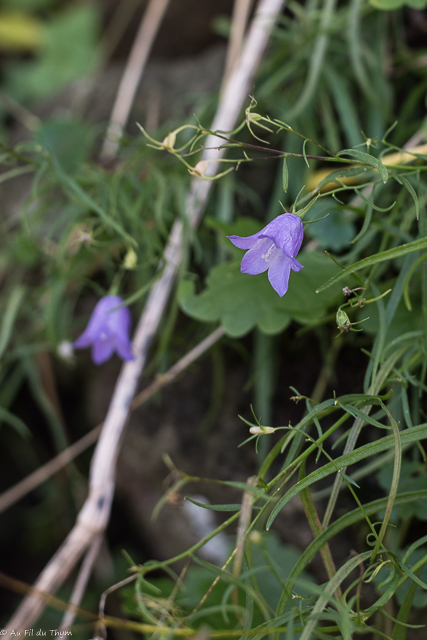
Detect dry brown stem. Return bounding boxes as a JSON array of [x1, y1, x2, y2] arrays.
[[5, 0, 286, 631], [100, 0, 171, 160]]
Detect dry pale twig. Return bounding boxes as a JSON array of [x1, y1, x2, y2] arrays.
[[222, 0, 254, 91], [59, 534, 103, 631], [232, 476, 257, 610], [100, 0, 171, 160], [6, 0, 286, 631]]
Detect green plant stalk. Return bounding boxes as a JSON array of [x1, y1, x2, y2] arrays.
[[253, 331, 276, 463], [285, 0, 338, 120], [0, 286, 26, 360], [266, 422, 427, 531], [299, 550, 374, 640], [139, 510, 241, 576], [418, 194, 427, 348], [322, 348, 406, 528], [403, 253, 427, 311], [369, 405, 401, 561], [298, 460, 342, 601], [392, 569, 422, 640], [276, 490, 427, 617], [263, 405, 347, 494], [348, 0, 381, 107]]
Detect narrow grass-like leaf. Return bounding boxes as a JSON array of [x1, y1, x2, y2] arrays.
[[394, 174, 420, 220], [282, 157, 288, 192], [266, 423, 427, 530], [185, 497, 257, 512], [336, 148, 388, 182], [299, 460, 340, 595], [52, 157, 137, 246], [276, 490, 427, 616], [316, 236, 427, 292], [370, 406, 401, 560], [0, 165, 34, 185], [355, 187, 395, 212], [0, 286, 26, 360], [0, 406, 30, 437], [191, 555, 270, 622], [392, 575, 422, 640], [403, 253, 427, 311], [351, 199, 373, 244], [325, 66, 362, 148], [337, 402, 387, 429], [299, 552, 369, 640], [395, 555, 427, 592]]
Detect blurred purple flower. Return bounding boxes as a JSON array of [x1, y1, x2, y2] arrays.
[[227, 213, 304, 297], [73, 295, 135, 365]]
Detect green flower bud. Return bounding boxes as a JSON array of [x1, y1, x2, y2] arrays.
[[123, 248, 137, 270]]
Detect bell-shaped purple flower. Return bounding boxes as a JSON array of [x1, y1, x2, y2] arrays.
[[227, 213, 304, 297], [73, 295, 135, 365]]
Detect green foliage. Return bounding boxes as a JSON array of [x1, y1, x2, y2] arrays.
[[378, 460, 427, 520], [304, 197, 356, 250], [122, 532, 314, 631], [4, 3, 99, 103], [370, 0, 427, 8], [178, 251, 341, 337], [36, 117, 94, 171], [2, 0, 427, 638]]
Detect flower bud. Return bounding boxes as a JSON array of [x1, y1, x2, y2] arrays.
[[249, 426, 275, 435], [336, 308, 351, 332], [161, 131, 176, 151], [192, 160, 209, 177], [246, 109, 263, 123], [249, 531, 263, 544], [57, 340, 74, 362], [123, 248, 137, 270]]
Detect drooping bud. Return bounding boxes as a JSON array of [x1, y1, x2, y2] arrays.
[[123, 248, 137, 270], [249, 426, 275, 435], [245, 108, 263, 124], [336, 308, 352, 332], [192, 160, 209, 178], [161, 131, 177, 151]]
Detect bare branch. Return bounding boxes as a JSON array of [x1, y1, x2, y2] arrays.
[[100, 0, 171, 160]]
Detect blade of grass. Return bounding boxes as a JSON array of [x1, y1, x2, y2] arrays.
[[316, 236, 427, 292]]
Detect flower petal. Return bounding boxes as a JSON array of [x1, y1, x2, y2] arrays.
[[74, 295, 123, 349], [92, 339, 115, 365], [267, 252, 292, 297], [260, 213, 303, 258], [106, 303, 131, 340], [74, 295, 134, 364], [290, 257, 304, 273], [240, 237, 277, 275], [227, 230, 262, 250], [73, 327, 96, 349], [115, 337, 135, 361]]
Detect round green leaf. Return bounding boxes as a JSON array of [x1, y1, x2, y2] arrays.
[[178, 252, 342, 337]]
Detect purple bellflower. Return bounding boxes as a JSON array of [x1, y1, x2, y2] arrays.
[[73, 295, 135, 365], [227, 213, 304, 297]]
